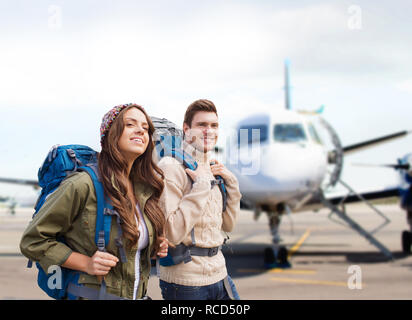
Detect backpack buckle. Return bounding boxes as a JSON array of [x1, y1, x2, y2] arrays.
[[210, 179, 223, 188], [208, 247, 218, 257], [66, 149, 76, 158], [97, 230, 106, 251]]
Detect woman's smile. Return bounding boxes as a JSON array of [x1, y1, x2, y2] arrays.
[[130, 136, 145, 144]]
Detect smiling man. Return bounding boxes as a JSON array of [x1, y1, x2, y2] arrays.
[[157, 99, 242, 300]]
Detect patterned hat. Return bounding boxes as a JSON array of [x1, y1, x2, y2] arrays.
[[100, 103, 143, 146]]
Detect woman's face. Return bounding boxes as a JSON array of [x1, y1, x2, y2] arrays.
[[118, 107, 150, 163]]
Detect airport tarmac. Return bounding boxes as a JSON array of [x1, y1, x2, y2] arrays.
[[0, 203, 411, 300]]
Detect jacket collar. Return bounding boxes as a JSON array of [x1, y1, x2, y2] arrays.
[[133, 179, 154, 212], [109, 174, 155, 254], [133, 179, 155, 253]]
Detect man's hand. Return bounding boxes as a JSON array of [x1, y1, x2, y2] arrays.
[[210, 159, 232, 181], [185, 163, 209, 182]]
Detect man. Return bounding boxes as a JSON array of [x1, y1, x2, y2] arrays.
[[157, 99, 242, 300]]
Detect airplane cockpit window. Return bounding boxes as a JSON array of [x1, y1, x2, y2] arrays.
[[238, 124, 268, 146], [308, 122, 322, 144], [273, 123, 307, 143]]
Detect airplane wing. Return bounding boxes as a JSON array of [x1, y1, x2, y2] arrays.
[[0, 195, 10, 202], [240, 186, 401, 212], [0, 177, 39, 188], [286, 185, 401, 213], [343, 130, 411, 155], [325, 186, 400, 205]]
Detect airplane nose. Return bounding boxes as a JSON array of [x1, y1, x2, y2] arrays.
[[260, 144, 327, 189]]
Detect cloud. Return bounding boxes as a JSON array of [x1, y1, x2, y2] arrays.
[[1, 1, 411, 111], [396, 79, 412, 94], [0, 0, 411, 196]]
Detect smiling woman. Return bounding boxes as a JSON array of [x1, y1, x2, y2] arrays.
[[20, 103, 169, 300], [99, 104, 166, 252]]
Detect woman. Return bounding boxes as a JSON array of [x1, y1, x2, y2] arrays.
[[20, 103, 168, 300]]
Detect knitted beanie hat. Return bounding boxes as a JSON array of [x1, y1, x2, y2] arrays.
[[100, 103, 143, 146]]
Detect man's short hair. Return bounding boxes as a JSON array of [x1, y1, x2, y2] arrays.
[[183, 99, 218, 127]]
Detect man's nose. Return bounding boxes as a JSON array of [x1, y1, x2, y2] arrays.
[[204, 126, 216, 134]]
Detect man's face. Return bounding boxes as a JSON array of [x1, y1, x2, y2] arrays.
[[183, 111, 219, 153]]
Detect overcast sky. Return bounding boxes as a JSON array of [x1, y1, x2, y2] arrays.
[[1, 0, 411, 202]]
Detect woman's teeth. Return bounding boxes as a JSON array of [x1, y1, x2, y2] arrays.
[[132, 138, 143, 143]]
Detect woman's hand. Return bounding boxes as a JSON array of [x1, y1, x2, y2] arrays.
[[62, 251, 118, 280], [156, 237, 169, 258], [86, 251, 119, 276]]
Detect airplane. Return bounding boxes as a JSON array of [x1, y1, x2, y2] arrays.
[[0, 178, 39, 214], [351, 153, 412, 254], [0, 195, 17, 215], [0, 177, 38, 188], [219, 59, 411, 267]]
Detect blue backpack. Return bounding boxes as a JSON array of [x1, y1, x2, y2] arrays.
[[151, 117, 227, 267], [28, 144, 126, 300]]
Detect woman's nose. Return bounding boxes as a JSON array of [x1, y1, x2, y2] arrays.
[[134, 126, 144, 134]]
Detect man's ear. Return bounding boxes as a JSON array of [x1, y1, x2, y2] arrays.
[[183, 122, 190, 136]]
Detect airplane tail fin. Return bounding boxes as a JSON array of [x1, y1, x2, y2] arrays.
[[284, 59, 292, 110]]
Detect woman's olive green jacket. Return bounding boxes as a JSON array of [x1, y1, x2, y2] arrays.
[[20, 171, 155, 299]]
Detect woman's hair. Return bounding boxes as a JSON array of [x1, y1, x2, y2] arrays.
[[98, 104, 165, 253]]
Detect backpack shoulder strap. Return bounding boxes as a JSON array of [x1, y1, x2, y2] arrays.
[[78, 165, 112, 250], [216, 176, 227, 212], [167, 148, 198, 171]]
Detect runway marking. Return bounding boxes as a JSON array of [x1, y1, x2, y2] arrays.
[[270, 277, 348, 287], [287, 228, 311, 259], [237, 268, 316, 275], [269, 269, 316, 275]]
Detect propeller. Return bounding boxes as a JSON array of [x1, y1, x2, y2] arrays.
[[317, 116, 344, 189], [351, 162, 410, 171]]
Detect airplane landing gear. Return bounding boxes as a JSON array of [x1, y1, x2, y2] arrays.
[[402, 231, 411, 254], [402, 210, 412, 254], [264, 207, 291, 269], [264, 246, 290, 268]]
